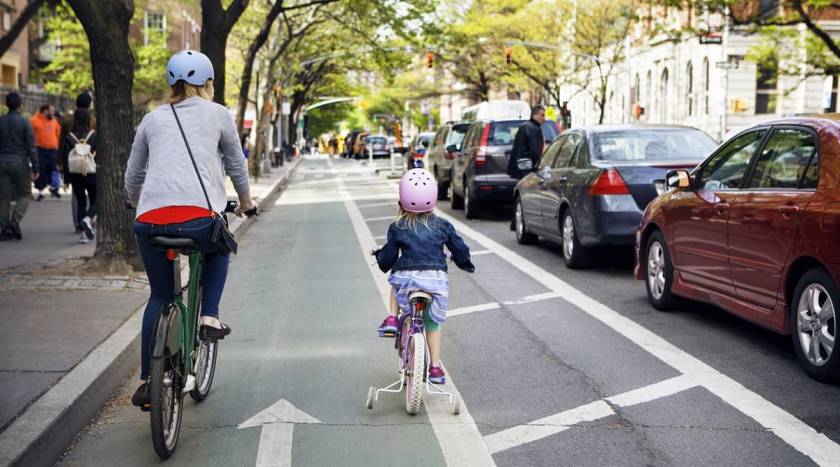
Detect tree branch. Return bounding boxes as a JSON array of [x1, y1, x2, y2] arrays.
[[0, 0, 48, 59]]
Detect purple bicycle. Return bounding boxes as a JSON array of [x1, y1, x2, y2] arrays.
[[366, 291, 460, 415]]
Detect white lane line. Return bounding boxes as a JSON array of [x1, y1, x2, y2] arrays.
[[502, 291, 564, 306], [448, 302, 501, 317], [364, 215, 395, 222], [470, 250, 493, 256], [357, 201, 398, 208], [372, 235, 387, 241], [435, 210, 840, 466], [484, 375, 697, 455], [336, 175, 496, 467]]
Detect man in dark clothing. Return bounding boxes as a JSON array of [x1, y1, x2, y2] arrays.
[[0, 92, 38, 240], [508, 105, 545, 230], [507, 105, 546, 180]]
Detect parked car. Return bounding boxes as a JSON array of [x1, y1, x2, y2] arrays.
[[361, 134, 390, 158], [427, 121, 470, 199], [514, 125, 715, 267], [450, 117, 559, 219], [633, 117, 840, 381], [404, 132, 435, 170]]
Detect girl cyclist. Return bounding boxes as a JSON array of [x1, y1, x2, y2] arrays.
[[373, 168, 475, 384], [124, 50, 254, 409]]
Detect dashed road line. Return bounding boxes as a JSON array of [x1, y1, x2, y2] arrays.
[[363, 215, 395, 222]]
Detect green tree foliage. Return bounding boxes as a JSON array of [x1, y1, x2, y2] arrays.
[[132, 29, 171, 106], [43, 3, 92, 96]]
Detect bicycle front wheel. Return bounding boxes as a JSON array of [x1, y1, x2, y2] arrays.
[[190, 338, 218, 402], [150, 353, 183, 459], [405, 333, 425, 415]]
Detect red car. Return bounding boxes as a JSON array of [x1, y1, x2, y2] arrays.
[[635, 117, 840, 381]]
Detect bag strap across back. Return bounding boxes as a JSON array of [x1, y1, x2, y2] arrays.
[[170, 103, 214, 213]]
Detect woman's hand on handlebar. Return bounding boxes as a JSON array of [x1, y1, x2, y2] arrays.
[[234, 201, 257, 218]]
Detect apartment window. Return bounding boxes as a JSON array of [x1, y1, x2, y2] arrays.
[[823, 75, 838, 113], [660, 68, 669, 123], [755, 58, 778, 114], [2, 11, 10, 31], [703, 57, 710, 115], [686, 61, 694, 117], [144, 11, 166, 45]]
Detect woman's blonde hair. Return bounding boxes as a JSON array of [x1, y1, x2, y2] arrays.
[[169, 80, 214, 103], [396, 206, 432, 232]]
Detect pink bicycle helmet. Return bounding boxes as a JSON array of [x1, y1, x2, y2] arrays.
[[399, 168, 438, 213]]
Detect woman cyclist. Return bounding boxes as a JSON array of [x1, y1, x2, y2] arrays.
[[124, 50, 254, 409]]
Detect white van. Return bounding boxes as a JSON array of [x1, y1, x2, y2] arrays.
[[461, 100, 531, 122]]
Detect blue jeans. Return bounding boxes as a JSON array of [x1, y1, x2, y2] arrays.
[[34, 148, 58, 191], [134, 217, 230, 380]]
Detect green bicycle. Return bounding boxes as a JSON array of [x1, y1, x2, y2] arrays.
[[145, 201, 253, 459]]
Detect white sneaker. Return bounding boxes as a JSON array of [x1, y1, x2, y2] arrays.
[[79, 234, 89, 244], [81, 216, 95, 240]]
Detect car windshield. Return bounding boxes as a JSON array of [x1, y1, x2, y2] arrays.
[[590, 128, 716, 161], [446, 125, 469, 147], [489, 120, 525, 146], [416, 135, 433, 148], [368, 136, 386, 144]]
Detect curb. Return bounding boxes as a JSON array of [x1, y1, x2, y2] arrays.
[[0, 157, 302, 467]]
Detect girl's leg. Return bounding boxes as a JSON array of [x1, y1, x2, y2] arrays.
[[389, 288, 399, 315], [426, 329, 441, 367]]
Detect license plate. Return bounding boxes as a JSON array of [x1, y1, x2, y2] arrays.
[[654, 181, 666, 195]]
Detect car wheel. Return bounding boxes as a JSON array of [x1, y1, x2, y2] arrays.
[[435, 166, 448, 200], [645, 231, 679, 310], [450, 182, 464, 209], [464, 185, 481, 219], [560, 210, 591, 269], [515, 197, 537, 245], [791, 268, 840, 382]]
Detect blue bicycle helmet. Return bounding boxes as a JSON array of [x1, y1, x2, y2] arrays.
[[165, 50, 214, 87]]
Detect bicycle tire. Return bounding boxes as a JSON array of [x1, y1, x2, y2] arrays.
[[190, 338, 218, 402], [405, 333, 425, 415], [150, 352, 183, 459]]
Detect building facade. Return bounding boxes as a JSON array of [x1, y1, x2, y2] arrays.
[[563, 5, 840, 140], [0, 0, 29, 88]]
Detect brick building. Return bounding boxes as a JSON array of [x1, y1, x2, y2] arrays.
[[0, 0, 29, 88]]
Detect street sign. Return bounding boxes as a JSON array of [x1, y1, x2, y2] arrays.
[[281, 102, 291, 115], [716, 61, 737, 69], [238, 399, 322, 467], [700, 35, 722, 45]]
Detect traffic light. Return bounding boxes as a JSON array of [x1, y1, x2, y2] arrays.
[[505, 47, 512, 65], [426, 52, 434, 68]]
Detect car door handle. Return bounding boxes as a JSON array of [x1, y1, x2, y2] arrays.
[[779, 205, 800, 217], [715, 202, 730, 214]]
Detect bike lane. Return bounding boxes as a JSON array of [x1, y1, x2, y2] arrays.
[[60, 158, 446, 466]]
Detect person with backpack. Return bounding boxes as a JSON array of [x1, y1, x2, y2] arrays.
[[58, 107, 97, 244]]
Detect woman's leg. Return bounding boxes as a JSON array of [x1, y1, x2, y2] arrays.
[[85, 174, 97, 219], [200, 251, 229, 319], [69, 174, 86, 228], [135, 225, 175, 380]]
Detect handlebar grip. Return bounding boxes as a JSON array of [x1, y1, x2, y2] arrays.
[[244, 206, 258, 218]]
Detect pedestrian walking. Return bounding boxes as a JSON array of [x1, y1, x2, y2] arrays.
[[0, 92, 38, 241], [30, 104, 62, 201], [59, 91, 95, 234], [59, 106, 97, 244], [507, 105, 545, 230]]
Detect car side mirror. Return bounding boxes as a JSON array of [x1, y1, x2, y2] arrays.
[[446, 144, 459, 153], [666, 169, 692, 189]]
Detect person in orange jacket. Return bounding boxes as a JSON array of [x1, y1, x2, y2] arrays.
[[30, 104, 62, 201]]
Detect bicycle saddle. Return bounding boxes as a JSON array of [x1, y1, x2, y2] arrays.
[[149, 236, 199, 249]]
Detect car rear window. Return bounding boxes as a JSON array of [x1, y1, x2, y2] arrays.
[[368, 136, 386, 144], [488, 120, 525, 146], [591, 128, 716, 161], [446, 125, 469, 147]]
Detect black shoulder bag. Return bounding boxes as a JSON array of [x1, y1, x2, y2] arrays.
[[170, 103, 238, 255]]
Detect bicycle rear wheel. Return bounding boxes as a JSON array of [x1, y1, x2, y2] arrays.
[[190, 338, 218, 402], [405, 333, 425, 415], [150, 352, 183, 459]]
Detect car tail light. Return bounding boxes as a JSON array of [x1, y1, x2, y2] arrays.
[[475, 124, 490, 168], [588, 168, 629, 195]]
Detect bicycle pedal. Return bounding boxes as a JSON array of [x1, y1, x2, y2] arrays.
[[378, 331, 396, 338]]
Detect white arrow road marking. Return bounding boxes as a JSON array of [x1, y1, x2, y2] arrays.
[[484, 375, 698, 454], [238, 399, 322, 467]]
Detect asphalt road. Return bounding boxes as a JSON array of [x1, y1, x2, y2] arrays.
[[60, 155, 840, 466]]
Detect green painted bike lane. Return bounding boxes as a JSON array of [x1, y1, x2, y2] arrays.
[[59, 160, 445, 466]]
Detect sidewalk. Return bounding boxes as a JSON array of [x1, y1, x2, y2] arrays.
[[0, 157, 301, 467]]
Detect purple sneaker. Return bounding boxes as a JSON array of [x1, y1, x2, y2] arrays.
[[377, 315, 398, 335], [429, 366, 446, 384]]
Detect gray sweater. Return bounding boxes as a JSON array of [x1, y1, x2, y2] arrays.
[[125, 97, 249, 217]]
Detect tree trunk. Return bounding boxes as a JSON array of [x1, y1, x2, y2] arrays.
[[68, 0, 138, 270], [200, 0, 250, 105], [0, 0, 47, 59], [235, 1, 286, 135]]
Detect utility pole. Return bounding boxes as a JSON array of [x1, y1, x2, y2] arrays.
[[720, 6, 730, 140]]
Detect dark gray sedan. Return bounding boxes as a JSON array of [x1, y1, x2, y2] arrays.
[[513, 125, 717, 268]]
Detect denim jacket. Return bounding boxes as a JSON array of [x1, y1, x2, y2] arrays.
[[374, 215, 475, 273]]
